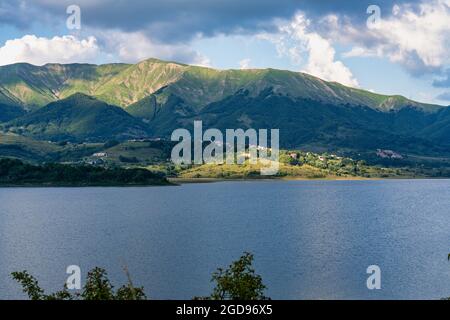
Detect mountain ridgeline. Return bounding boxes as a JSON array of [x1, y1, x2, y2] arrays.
[[0, 58, 449, 157]]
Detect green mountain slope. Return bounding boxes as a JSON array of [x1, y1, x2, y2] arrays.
[[0, 58, 448, 157], [122, 61, 444, 112], [0, 62, 130, 109], [130, 87, 450, 155], [3, 93, 149, 142], [0, 58, 444, 112]]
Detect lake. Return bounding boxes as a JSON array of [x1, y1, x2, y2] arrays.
[[0, 179, 449, 299]]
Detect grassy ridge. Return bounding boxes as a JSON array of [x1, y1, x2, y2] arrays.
[[0, 58, 444, 112], [176, 151, 429, 179]]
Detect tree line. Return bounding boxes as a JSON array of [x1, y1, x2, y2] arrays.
[[0, 158, 169, 186], [12, 252, 268, 300]]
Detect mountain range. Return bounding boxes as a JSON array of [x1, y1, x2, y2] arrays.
[[0, 58, 449, 157]]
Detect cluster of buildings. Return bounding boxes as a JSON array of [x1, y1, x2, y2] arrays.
[[376, 149, 403, 159], [289, 152, 342, 162]]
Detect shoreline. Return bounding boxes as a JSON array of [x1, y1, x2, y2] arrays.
[[0, 176, 448, 188], [169, 175, 448, 184], [0, 181, 174, 188]]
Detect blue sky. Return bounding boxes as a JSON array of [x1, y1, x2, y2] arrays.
[[0, 0, 449, 105]]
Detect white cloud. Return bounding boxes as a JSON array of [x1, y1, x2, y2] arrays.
[[239, 58, 251, 69], [0, 31, 211, 68], [341, 0, 450, 74], [96, 30, 210, 66], [299, 32, 358, 87], [0, 35, 99, 66], [266, 13, 359, 87]]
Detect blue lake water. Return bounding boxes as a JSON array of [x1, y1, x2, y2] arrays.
[[0, 179, 449, 300]]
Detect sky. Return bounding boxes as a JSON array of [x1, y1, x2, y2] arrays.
[[0, 0, 449, 105]]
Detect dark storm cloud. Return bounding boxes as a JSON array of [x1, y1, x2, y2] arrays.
[[0, 0, 34, 28], [8, 0, 418, 42]]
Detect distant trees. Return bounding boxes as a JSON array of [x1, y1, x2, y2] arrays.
[[12, 252, 269, 300], [119, 155, 139, 163], [208, 252, 268, 300], [12, 267, 146, 300], [278, 150, 402, 177], [0, 158, 168, 185]]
